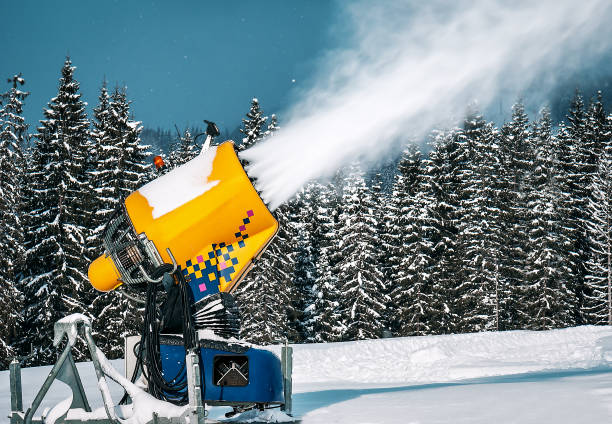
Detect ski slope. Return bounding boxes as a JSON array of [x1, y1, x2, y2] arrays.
[[2, 326, 612, 423]]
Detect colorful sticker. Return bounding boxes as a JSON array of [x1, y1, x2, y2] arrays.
[[181, 210, 255, 301]]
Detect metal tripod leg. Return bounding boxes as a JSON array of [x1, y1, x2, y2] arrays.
[[12, 315, 210, 424], [20, 315, 119, 424], [83, 323, 119, 423], [23, 344, 88, 424], [10, 359, 23, 424]]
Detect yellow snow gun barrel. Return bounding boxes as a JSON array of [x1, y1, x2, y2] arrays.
[[87, 141, 278, 302]]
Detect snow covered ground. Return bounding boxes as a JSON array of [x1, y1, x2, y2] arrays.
[[2, 325, 612, 423]]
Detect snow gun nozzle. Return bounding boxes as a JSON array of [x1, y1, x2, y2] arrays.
[[87, 141, 278, 295]]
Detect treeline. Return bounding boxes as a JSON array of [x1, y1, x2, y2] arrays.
[[141, 126, 229, 153], [2, 55, 611, 368], [0, 58, 155, 368], [236, 92, 612, 345]]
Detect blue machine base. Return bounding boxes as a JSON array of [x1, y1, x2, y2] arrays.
[[160, 338, 284, 405]]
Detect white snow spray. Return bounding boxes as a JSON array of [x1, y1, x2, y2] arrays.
[[241, 0, 612, 209]]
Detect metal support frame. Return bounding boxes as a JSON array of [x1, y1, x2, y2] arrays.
[[9, 316, 208, 424], [11, 317, 118, 424]]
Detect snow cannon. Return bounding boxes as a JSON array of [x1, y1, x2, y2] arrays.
[[88, 140, 278, 301], [12, 126, 294, 424]]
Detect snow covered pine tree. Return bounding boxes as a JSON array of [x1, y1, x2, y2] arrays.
[[167, 127, 199, 170], [0, 74, 28, 367], [584, 109, 612, 325], [238, 98, 267, 152], [91, 85, 150, 353], [335, 163, 388, 340], [22, 57, 92, 365]]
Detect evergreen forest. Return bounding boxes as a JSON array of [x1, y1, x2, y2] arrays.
[[1, 57, 611, 368]]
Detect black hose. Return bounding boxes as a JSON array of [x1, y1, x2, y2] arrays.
[[173, 270, 197, 351], [175, 270, 204, 401], [120, 263, 199, 405], [142, 281, 189, 403]]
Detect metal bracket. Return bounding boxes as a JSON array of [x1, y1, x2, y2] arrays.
[[137, 248, 179, 284], [185, 350, 207, 424]]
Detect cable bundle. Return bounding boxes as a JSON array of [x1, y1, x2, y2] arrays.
[[122, 265, 199, 405]]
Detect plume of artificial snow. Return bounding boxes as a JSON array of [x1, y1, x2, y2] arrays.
[[241, 0, 612, 209]]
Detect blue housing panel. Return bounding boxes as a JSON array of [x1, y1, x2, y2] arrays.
[[160, 344, 284, 404]]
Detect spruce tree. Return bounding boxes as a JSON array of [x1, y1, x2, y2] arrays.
[[21, 58, 92, 364], [454, 111, 503, 332], [180, 129, 199, 160], [370, 171, 396, 334], [420, 130, 463, 333], [309, 182, 344, 342], [498, 101, 532, 329], [88, 81, 117, 254], [524, 108, 575, 329], [584, 113, 612, 325], [393, 183, 437, 336], [87, 82, 126, 357], [109, 86, 149, 197], [266, 113, 279, 136], [388, 145, 434, 336], [98, 86, 150, 342], [557, 90, 590, 324], [370, 172, 394, 287], [81, 84, 150, 357], [168, 128, 199, 169], [0, 75, 28, 366], [238, 98, 267, 152], [288, 184, 319, 342], [584, 92, 608, 175], [335, 163, 387, 340], [60, 61, 95, 319]]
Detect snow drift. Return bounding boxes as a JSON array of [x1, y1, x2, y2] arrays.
[[275, 325, 612, 389], [241, 0, 612, 209]]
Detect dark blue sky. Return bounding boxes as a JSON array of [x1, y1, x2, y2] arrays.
[[1, 1, 340, 132], [2, 1, 612, 137]]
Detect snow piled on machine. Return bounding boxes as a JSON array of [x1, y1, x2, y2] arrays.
[[139, 145, 219, 219]]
